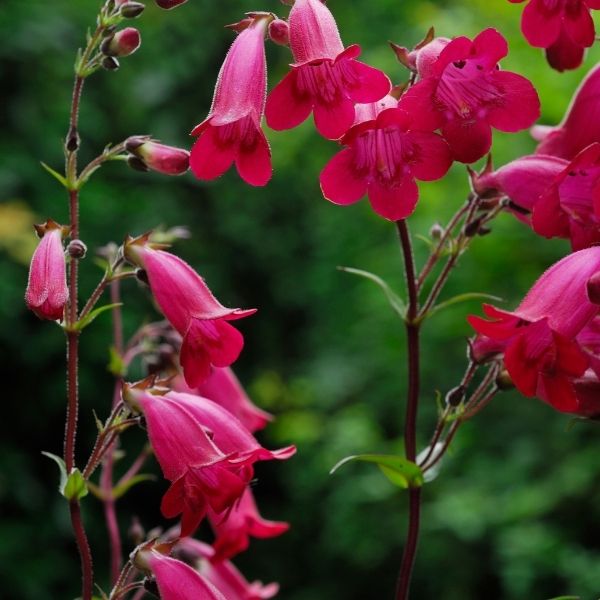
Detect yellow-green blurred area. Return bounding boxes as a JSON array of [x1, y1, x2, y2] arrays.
[[2, 0, 600, 598]]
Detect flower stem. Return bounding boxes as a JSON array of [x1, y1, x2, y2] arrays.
[[395, 220, 422, 600]]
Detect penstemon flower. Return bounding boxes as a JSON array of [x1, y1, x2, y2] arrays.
[[190, 14, 272, 187], [265, 0, 391, 140], [125, 137, 190, 175], [399, 28, 540, 163]]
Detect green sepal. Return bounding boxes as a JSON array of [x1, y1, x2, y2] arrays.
[[108, 345, 126, 377], [74, 303, 123, 331], [42, 451, 68, 495], [330, 453, 424, 489], [63, 468, 89, 501]]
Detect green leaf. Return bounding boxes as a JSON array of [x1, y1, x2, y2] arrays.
[[546, 596, 580, 600], [112, 474, 156, 499], [425, 293, 502, 320], [63, 468, 89, 501], [40, 162, 68, 188], [74, 302, 122, 331], [330, 454, 424, 489], [107, 345, 126, 377], [338, 267, 406, 318], [42, 451, 68, 494]]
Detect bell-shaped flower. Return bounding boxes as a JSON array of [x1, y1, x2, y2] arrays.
[[125, 239, 256, 387], [320, 97, 452, 221], [190, 15, 271, 187], [149, 552, 226, 600], [208, 487, 289, 562], [508, 0, 600, 71], [398, 28, 540, 163], [468, 247, 600, 412], [175, 539, 279, 599], [25, 220, 69, 321], [533, 65, 600, 159], [127, 388, 253, 537], [265, 0, 391, 140], [177, 367, 272, 433]]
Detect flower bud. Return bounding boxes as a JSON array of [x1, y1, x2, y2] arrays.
[[119, 2, 145, 18], [65, 127, 80, 152], [495, 369, 514, 391], [155, 0, 188, 9], [429, 222, 444, 240], [268, 18, 289, 46], [102, 56, 120, 71], [126, 138, 190, 176], [128, 155, 149, 172], [102, 27, 141, 57], [67, 239, 87, 259], [445, 385, 465, 407]]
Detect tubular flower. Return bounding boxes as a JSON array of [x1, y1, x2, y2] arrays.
[[25, 220, 69, 321], [126, 137, 190, 175], [128, 388, 253, 537], [398, 28, 540, 163], [190, 15, 271, 187], [320, 96, 452, 221], [468, 247, 600, 412], [533, 65, 600, 159], [149, 552, 226, 600], [508, 0, 600, 71], [265, 0, 391, 140], [176, 539, 279, 600], [125, 239, 256, 387], [208, 487, 289, 562]]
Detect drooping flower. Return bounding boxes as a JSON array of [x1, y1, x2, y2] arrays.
[[176, 538, 279, 599], [125, 238, 256, 387], [176, 367, 273, 433], [209, 487, 289, 562], [468, 247, 600, 412], [265, 0, 391, 140], [25, 220, 69, 321], [126, 136, 190, 176], [190, 15, 271, 186], [149, 552, 226, 600], [125, 387, 252, 537], [399, 28, 540, 163], [320, 96, 452, 221], [533, 65, 600, 159], [508, 0, 600, 71]]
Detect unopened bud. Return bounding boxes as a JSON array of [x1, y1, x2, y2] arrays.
[[135, 268, 149, 285], [102, 25, 117, 38], [120, 1, 145, 18], [445, 385, 465, 407], [429, 222, 444, 240], [495, 369, 514, 390], [587, 272, 600, 305], [65, 127, 80, 152], [102, 27, 141, 57], [127, 138, 189, 176], [102, 56, 120, 71], [155, 0, 188, 9], [464, 215, 486, 238], [269, 18, 289, 46], [67, 239, 87, 259], [127, 155, 149, 172]]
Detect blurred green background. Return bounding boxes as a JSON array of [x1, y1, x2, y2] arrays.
[[2, 0, 600, 598]]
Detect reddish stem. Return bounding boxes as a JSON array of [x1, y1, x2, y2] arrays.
[[70, 500, 94, 600]]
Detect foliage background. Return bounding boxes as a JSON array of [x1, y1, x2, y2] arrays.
[[1, 0, 600, 598]]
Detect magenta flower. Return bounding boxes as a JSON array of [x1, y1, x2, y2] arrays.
[[190, 15, 271, 187], [209, 487, 289, 562], [128, 388, 252, 537], [25, 220, 69, 321], [125, 241, 255, 387], [102, 27, 141, 57], [399, 28, 540, 163], [533, 65, 600, 159], [508, 0, 600, 71], [265, 0, 391, 140], [149, 552, 226, 600], [468, 247, 600, 412], [126, 137, 189, 176], [320, 98, 452, 221], [176, 539, 279, 599]]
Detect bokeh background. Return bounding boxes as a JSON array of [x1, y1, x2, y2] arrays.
[[2, 0, 600, 598]]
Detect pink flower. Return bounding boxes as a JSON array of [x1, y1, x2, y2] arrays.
[[149, 552, 226, 600], [176, 539, 279, 599], [399, 28, 540, 163], [209, 487, 289, 562], [265, 0, 391, 140], [102, 27, 141, 57], [468, 247, 600, 412], [126, 137, 190, 175], [25, 220, 69, 321], [190, 15, 271, 187], [125, 240, 255, 387], [533, 65, 600, 159], [177, 367, 273, 433], [508, 0, 600, 71], [129, 388, 251, 537], [320, 97, 452, 221]]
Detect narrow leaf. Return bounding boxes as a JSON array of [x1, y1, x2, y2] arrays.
[[338, 267, 406, 318], [330, 454, 424, 489], [74, 302, 123, 331], [40, 162, 68, 188], [63, 468, 89, 501], [426, 293, 502, 320], [41, 451, 68, 494], [112, 474, 156, 499]]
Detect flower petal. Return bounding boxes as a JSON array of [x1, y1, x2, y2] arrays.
[[408, 132, 452, 181], [367, 176, 419, 221], [236, 129, 272, 187], [190, 126, 235, 181], [487, 71, 540, 132], [441, 118, 492, 164], [265, 70, 312, 131], [313, 98, 355, 140], [320, 148, 367, 205]]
